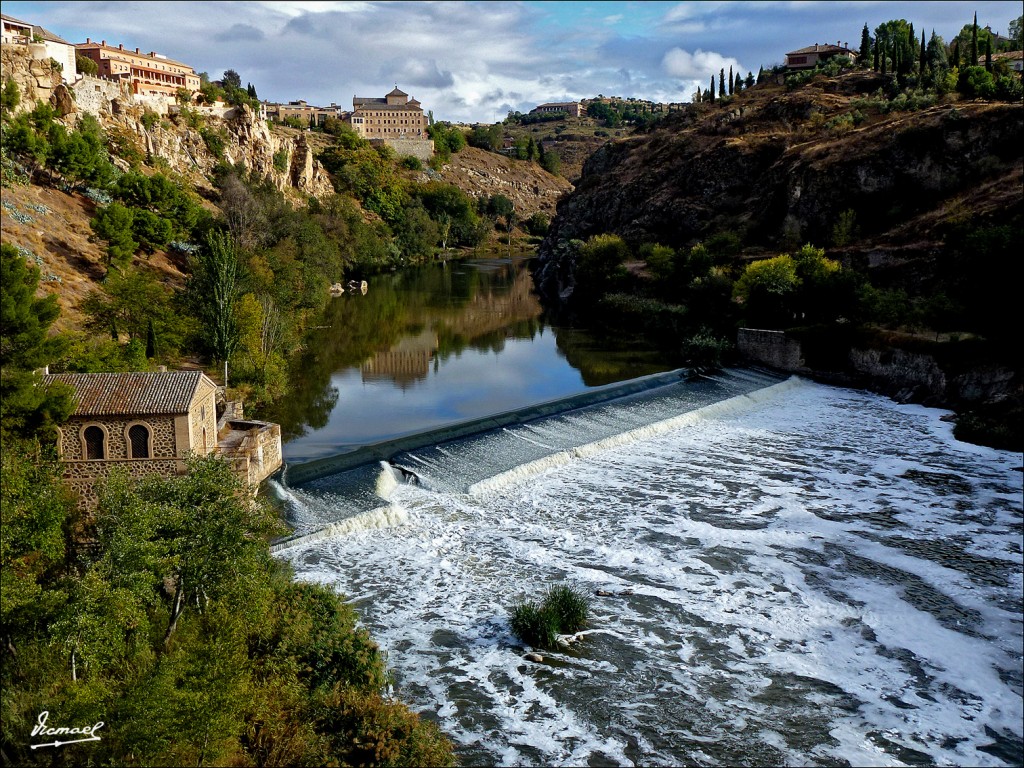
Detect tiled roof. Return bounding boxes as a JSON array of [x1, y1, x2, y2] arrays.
[[1, 13, 33, 26], [786, 44, 852, 56], [32, 25, 71, 45], [43, 371, 212, 415], [387, 86, 408, 97]]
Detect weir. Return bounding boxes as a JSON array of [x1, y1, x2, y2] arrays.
[[271, 368, 796, 549]]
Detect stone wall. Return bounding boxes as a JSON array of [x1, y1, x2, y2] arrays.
[[736, 328, 807, 372], [188, 385, 218, 456], [63, 457, 184, 510], [71, 74, 128, 117], [378, 137, 435, 162], [59, 415, 177, 461]]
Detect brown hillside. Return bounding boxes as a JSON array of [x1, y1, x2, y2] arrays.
[[536, 70, 1023, 299], [1, 183, 190, 333]]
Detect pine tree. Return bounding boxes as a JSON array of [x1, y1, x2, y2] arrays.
[[745, 71, 755, 88], [860, 23, 872, 65], [728, 65, 734, 95]]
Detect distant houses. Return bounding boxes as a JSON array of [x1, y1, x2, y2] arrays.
[[785, 42, 858, 70]]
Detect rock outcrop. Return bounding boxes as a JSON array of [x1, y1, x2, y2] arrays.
[[535, 71, 1023, 301], [0, 43, 64, 116]]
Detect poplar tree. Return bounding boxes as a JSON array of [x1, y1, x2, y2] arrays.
[[188, 231, 240, 386]]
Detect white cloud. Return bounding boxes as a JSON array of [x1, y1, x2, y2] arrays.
[[661, 47, 742, 79]]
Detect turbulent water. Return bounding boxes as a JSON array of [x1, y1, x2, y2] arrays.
[[275, 375, 1023, 767]]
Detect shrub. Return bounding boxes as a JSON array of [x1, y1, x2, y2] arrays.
[[400, 155, 422, 171], [509, 584, 590, 650], [680, 329, 731, 371], [272, 149, 289, 173], [140, 111, 159, 131]]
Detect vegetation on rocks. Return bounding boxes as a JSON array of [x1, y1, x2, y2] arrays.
[[510, 584, 590, 651]]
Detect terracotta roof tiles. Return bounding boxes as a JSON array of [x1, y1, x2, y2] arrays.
[[43, 371, 213, 416]]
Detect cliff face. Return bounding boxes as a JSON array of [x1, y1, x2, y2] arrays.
[[535, 71, 1023, 299], [108, 104, 335, 201]]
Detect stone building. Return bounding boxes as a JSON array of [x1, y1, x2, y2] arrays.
[[74, 38, 200, 101], [43, 370, 282, 509], [348, 86, 429, 140], [529, 101, 583, 117]]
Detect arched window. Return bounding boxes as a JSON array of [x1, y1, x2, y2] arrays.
[[84, 426, 105, 460], [128, 424, 150, 458]]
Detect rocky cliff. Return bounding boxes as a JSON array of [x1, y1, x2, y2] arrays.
[[535, 70, 1023, 300]]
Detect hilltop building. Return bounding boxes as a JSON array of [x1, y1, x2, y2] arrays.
[[348, 86, 428, 139], [43, 370, 282, 510], [1, 12, 76, 82], [784, 42, 858, 70], [74, 38, 200, 101], [529, 101, 583, 117], [265, 99, 344, 126]]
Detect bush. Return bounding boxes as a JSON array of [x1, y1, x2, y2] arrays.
[[680, 329, 731, 371], [509, 584, 590, 650], [400, 155, 423, 171]]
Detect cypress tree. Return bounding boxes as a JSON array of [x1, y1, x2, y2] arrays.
[[145, 317, 156, 358], [728, 65, 734, 95], [971, 12, 978, 65], [860, 23, 872, 65], [719, 68, 726, 99], [757, 65, 764, 84], [873, 41, 880, 70], [734, 71, 742, 93], [950, 38, 960, 68], [920, 30, 927, 73], [709, 75, 715, 102]]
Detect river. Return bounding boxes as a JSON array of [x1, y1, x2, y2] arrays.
[[270, 256, 1023, 767]]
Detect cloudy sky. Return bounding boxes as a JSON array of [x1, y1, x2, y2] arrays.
[[6, 1, 1020, 123]]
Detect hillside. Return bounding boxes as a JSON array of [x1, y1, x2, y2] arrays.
[[536, 70, 1023, 301]]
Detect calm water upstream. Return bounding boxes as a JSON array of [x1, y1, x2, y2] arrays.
[[270, 256, 1023, 767]]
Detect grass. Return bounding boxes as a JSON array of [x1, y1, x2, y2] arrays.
[[509, 584, 590, 650]]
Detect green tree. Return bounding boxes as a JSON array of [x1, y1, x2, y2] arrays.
[[76, 53, 98, 76], [719, 68, 726, 98], [188, 231, 241, 383], [732, 254, 801, 328], [728, 65, 734, 95], [709, 75, 715, 102], [222, 69, 242, 90], [576, 234, 630, 300], [1010, 15, 1023, 49], [91, 201, 137, 271], [0, 243, 73, 438], [0, 78, 20, 114], [860, 23, 872, 65]]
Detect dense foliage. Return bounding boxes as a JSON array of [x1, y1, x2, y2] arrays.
[[509, 584, 590, 651]]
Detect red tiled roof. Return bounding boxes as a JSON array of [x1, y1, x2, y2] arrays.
[[43, 371, 213, 416], [786, 44, 853, 56]]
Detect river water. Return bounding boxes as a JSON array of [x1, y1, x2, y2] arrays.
[[271, 258, 1023, 767]]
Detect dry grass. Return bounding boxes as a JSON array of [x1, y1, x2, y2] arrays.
[[1, 182, 188, 334]]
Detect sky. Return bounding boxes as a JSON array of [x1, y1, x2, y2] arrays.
[[5, 1, 1020, 123]]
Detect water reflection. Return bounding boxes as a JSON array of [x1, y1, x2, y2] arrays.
[[267, 254, 678, 458]]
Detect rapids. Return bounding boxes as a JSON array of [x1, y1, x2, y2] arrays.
[[274, 374, 1023, 766]]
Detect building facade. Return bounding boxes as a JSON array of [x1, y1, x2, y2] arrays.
[[785, 42, 858, 70], [1, 13, 76, 83], [530, 101, 583, 117], [75, 38, 200, 100], [43, 371, 281, 509], [348, 86, 428, 140]]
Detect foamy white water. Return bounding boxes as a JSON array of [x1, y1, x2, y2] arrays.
[[278, 378, 1023, 767]]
